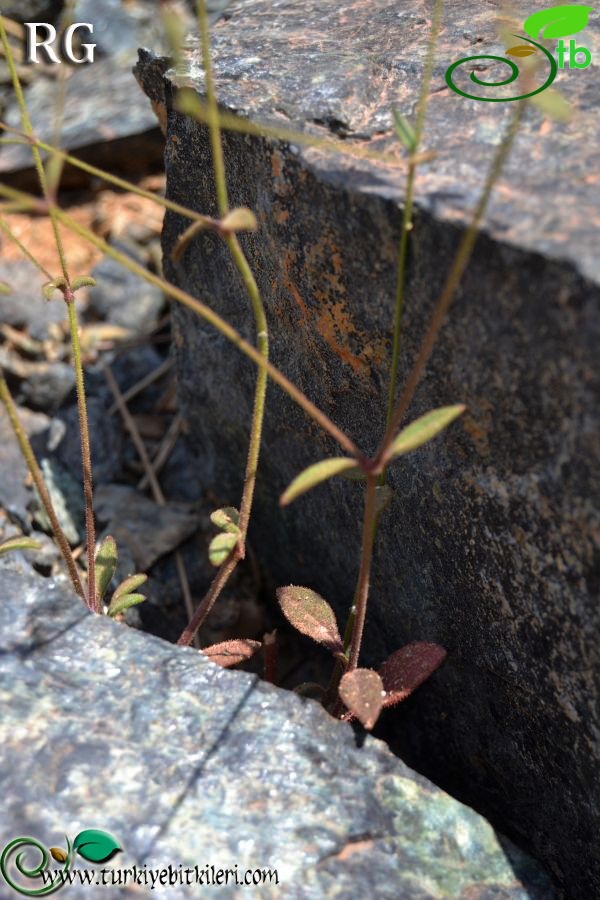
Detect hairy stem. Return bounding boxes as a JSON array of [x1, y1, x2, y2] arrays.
[[175, 2, 271, 645], [347, 474, 379, 671], [0, 20, 98, 610], [0, 376, 85, 601], [65, 293, 97, 612], [378, 101, 526, 463], [385, 0, 443, 431], [0, 17, 68, 282]]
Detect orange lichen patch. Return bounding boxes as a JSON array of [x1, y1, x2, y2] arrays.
[[315, 301, 368, 375], [462, 399, 493, 457], [273, 205, 289, 225], [281, 249, 309, 321], [270, 151, 282, 179], [280, 238, 386, 381]]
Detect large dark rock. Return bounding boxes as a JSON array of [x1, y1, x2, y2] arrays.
[[134, 1, 599, 895], [0, 557, 553, 898]]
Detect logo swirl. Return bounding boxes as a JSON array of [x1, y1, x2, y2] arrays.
[[445, 35, 557, 101], [0, 836, 72, 896]]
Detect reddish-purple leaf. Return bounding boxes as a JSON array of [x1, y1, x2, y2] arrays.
[[202, 639, 261, 668], [339, 669, 384, 730], [379, 642, 446, 708], [276, 586, 343, 653]]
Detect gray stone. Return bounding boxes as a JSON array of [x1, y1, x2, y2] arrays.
[[1, 1, 63, 22], [134, 2, 599, 895], [0, 259, 66, 342], [0, 1, 169, 186], [88, 254, 165, 335], [20, 361, 76, 413], [51, 394, 124, 485], [0, 401, 50, 530], [94, 483, 201, 571], [0, 557, 553, 899], [32, 457, 85, 545]]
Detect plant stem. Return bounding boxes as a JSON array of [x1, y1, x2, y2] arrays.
[[65, 292, 97, 612], [226, 234, 269, 541], [0, 18, 98, 611], [385, 0, 443, 431], [177, 552, 240, 647], [347, 474, 379, 671], [0, 17, 68, 283], [172, 2, 271, 645], [197, 0, 228, 217], [377, 101, 526, 464], [0, 375, 86, 601]]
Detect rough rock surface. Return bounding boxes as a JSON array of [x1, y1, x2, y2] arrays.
[[135, 1, 599, 895], [0, 558, 553, 899]]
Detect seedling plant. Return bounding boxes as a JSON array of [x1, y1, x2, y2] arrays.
[[0, 0, 538, 729]]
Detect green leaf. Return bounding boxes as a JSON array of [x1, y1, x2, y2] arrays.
[[392, 108, 416, 152], [524, 4, 593, 39], [42, 277, 67, 300], [94, 535, 117, 602], [276, 585, 343, 653], [220, 207, 258, 233], [210, 507, 240, 534], [531, 87, 572, 122], [107, 593, 146, 618], [208, 531, 238, 566], [0, 536, 42, 556], [388, 405, 465, 460], [280, 457, 358, 506], [0, 280, 12, 295], [71, 276, 97, 292], [339, 668, 384, 730], [73, 829, 121, 863], [112, 573, 148, 602]]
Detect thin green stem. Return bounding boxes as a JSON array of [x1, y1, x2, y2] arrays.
[[177, 551, 240, 647], [0, 17, 69, 282], [0, 375, 85, 602], [65, 293, 97, 612], [377, 101, 526, 464], [175, 2, 271, 645], [0, 20, 98, 611], [197, 0, 228, 217], [226, 233, 269, 541], [347, 474, 379, 671], [385, 0, 443, 431]]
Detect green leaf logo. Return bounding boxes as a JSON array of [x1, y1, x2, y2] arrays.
[[523, 4, 594, 40], [73, 830, 121, 864]]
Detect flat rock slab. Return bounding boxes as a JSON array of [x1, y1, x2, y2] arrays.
[[0, 0, 168, 186], [134, 1, 599, 896], [0, 559, 552, 898]]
